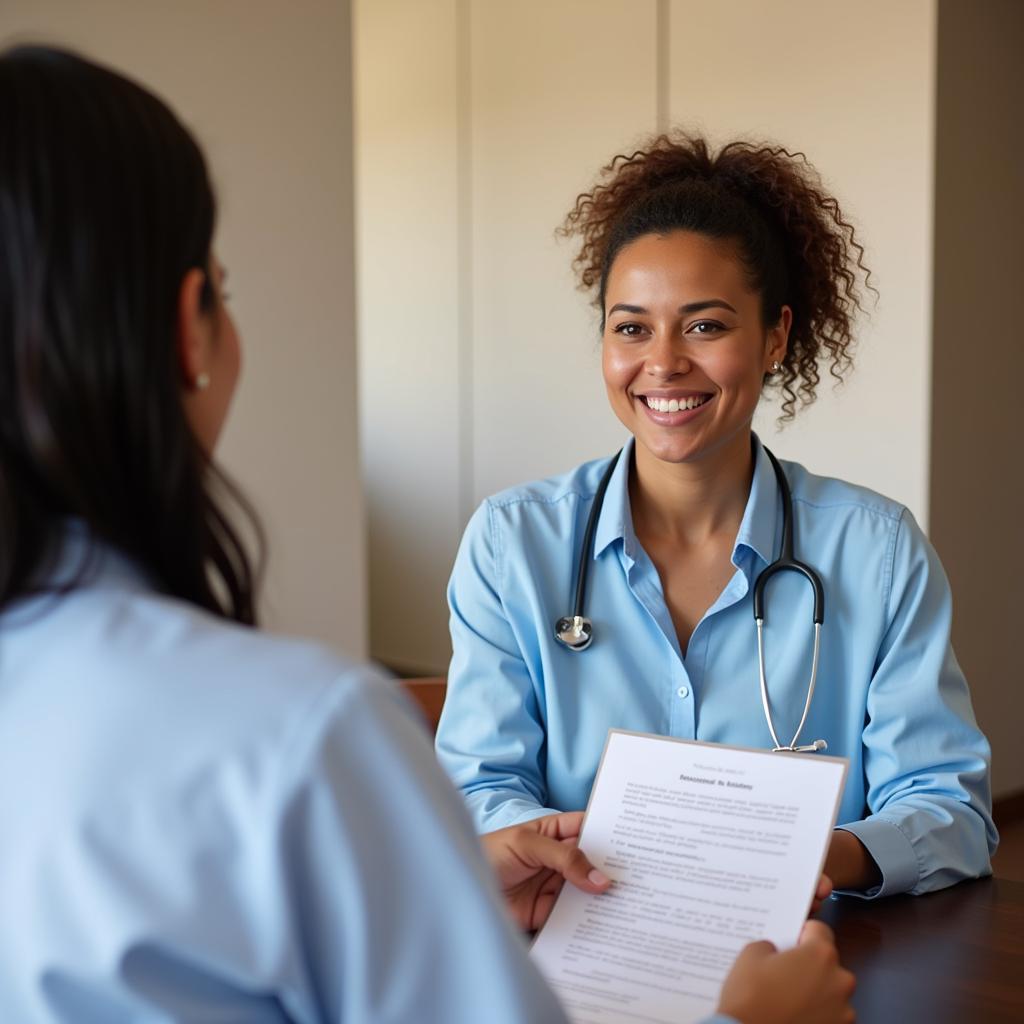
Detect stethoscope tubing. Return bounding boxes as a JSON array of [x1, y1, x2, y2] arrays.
[[554, 443, 828, 753], [571, 448, 622, 621], [753, 448, 825, 625], [758, 618, 822, 752]]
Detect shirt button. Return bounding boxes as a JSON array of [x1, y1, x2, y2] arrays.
[[677, 685, 690, 699]]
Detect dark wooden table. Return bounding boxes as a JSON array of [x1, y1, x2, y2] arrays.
[[819, 876, 1024, 1022]]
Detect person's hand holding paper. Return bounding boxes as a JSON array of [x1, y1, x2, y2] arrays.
[[482, 811, 612, 931], [717, 920, 855, 1024]]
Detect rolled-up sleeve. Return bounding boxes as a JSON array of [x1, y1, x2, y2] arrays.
[[836, 509, 997, 898], [435, 502, 557, 833]]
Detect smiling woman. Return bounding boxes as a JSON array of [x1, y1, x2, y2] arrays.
[[601, 230, 789, 472], [436, 131, 997, 902], [565, 134, 868, 423]]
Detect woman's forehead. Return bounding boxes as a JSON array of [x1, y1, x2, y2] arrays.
[[605, 231, 752, 304]]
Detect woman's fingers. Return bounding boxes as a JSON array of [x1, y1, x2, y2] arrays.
[[515, 828, 610, 892]]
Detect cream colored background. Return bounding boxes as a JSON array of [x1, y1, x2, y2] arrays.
[[2, 1, 1019, 800], [0, 0, 367, 658], [356, 0, 936, 675]]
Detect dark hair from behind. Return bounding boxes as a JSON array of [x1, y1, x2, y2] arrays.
[[0, 45, 263, 622], [561, 132, 873, 419]]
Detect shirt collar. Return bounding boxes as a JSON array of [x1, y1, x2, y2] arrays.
[[589, 434, 782, 571], [592, 437, 636, 561], [27, 520, 153, 595], [733, 434, 783, 570], [1, 522, 153, 627]]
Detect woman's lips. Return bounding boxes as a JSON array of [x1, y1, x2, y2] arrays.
[[637, 392, 714, 424]]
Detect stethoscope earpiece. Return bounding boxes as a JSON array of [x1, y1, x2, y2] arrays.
[[555, 615, 593, 651]]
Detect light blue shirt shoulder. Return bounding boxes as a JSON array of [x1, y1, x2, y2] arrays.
[[438, 437, 996, 899], [0, 543, 568, 1023], [483, 453, 617, 508]]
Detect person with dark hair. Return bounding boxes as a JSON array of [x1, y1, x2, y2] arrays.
[[437, 134, 997, 900], [0, 49, 857, 1024]]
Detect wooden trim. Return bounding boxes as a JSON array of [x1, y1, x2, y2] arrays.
[[380, 659, 448, 680], [399, 677, 447, 735], [994, 790, 1024, 829]]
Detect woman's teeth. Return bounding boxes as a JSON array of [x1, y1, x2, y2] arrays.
[[645, 395, 709, 413]]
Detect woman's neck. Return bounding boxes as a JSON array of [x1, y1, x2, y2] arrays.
[[629, 431, 755, 548]]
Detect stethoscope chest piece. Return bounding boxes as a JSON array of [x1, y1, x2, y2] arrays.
[[555, 615, 593, 651]]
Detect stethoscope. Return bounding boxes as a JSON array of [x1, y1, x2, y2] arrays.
[[554, 446, 828, 754]]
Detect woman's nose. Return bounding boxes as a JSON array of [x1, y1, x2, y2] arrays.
[[645, 331, 692, 378]]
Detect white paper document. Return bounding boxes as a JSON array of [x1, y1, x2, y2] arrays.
[[530, 730, 847, 1024]]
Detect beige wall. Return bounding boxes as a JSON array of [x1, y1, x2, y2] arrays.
[[671, 1, 936, 516], [1, 0, 367, 658], [467, 1, 661, 503], [931, 0, 1024, 799], [354, 0, 463, 674], [357, 0, 937, 673], [355, 0, 660, 673]]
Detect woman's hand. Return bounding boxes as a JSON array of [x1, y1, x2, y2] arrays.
[[824, 831, 882, 892], [717, 920, 856, 1024], [480, 811, 611, 931], [811, 873, 833, 916]]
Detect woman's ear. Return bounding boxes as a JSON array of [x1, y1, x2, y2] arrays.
[[766, 305, 793, 370], [176, 267, 212, 390]]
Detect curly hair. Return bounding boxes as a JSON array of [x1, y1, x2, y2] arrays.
[[560, 132, 872, 419]]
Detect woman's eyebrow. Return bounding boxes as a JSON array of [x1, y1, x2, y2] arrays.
[[606, 299, 738, 316], [679, 299, 737, 314]]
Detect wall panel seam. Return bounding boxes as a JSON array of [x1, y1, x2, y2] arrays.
[[456, 0, 474, 524]]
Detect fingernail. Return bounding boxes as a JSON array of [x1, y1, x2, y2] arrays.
[[588, 868, 611, 886]]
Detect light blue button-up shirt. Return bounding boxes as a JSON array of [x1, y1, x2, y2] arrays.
[[0, 538, 575, 1023], [437, 437, 997, 898]]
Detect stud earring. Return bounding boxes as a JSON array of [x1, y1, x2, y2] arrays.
[[195, 371, 211, 391], [770, 361, 782, 374]]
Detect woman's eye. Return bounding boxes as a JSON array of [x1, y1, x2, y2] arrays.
[[613, 322, 645, 338], [689, 320, 725, 336]]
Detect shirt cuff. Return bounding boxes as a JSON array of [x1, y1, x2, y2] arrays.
[[834, 818, 920, 899], [474, 798, 560, 834]]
